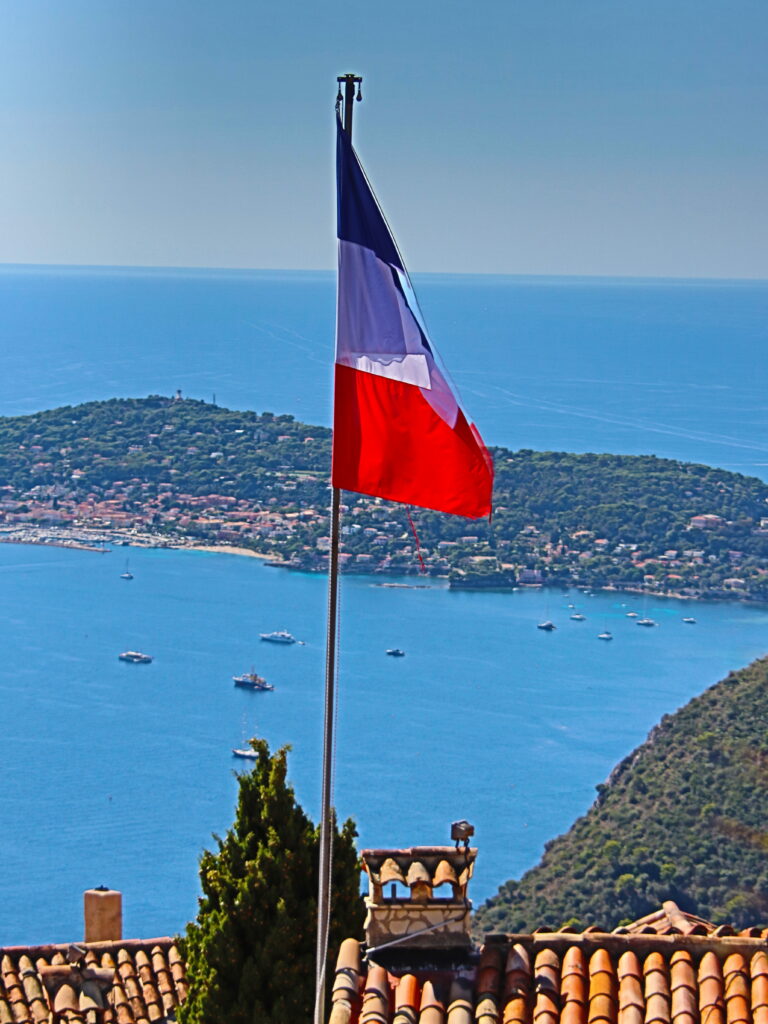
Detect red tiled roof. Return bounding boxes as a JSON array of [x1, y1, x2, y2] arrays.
[[0, 937, 186, 1023], [327, 903, 768, 1024]]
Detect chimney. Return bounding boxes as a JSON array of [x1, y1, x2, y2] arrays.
[[360, 824, 477, 953], [83, 887, 122, 943]]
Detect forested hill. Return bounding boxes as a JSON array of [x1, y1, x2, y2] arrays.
[[0, 396, 767, 599], [474, 656, 768, 935]]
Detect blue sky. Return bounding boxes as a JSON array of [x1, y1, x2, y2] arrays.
[[0, 1, 765, 278]]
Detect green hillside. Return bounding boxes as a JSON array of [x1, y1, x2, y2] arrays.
[[474, 656, 768, 935], [0, 396, 767, 598]]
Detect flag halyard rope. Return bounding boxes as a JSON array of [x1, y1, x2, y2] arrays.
[[406, 507, 427, 574]]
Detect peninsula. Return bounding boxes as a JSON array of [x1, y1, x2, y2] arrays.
[[1, 396, 767, 603]]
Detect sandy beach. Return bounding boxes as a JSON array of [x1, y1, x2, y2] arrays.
[[181, 544, 269, 559]]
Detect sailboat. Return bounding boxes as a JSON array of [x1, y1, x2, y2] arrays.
[[233, 713, 259, 759], [119, 559, 133, 580], [232, 746, 258, 760], [634, 591, 657, 627]]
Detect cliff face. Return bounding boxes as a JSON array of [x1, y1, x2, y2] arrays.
[[474, 656, 768, 936]]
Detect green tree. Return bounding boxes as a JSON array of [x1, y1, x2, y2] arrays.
[[179, 739, 364, 1024]]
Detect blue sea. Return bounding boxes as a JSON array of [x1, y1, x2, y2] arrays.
[[0, 265, 766, 945], [1, 266, 767, 480]]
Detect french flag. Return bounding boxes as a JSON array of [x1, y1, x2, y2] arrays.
[[332, 116, 494, 519]]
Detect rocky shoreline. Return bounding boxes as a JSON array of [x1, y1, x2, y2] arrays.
[[2, 524, 765, 607]]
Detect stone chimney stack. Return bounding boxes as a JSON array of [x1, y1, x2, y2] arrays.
[[360, 836, 477, 953], [83, 887, 122, 943]]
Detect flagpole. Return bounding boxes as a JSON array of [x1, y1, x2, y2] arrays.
[[314, 72, 362, 1024]]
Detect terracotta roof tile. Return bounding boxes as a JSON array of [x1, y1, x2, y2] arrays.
[[535, 948, 561, 1024], [478, 943, 506, 996], [503, 946, 532, 1024], [503, 993, 530, 1024], [434, 861, 459, 894], [406, 861, 433, 903], [477, 943, 505, 1023], [561, 947, 588, 1024], [446, 977, 473, 1024], [5, 899, 768, 1024], [381, 858, 408, 888], [536, 987, 561, 1024], [644, 950, 671, 1024], [52, 980, 78, 1017], [723, 954, 750, 1024], [619, 907, 714, 938], [618, 951, 644, 1024], [669, 951, 697, 1024], [699, 951, 726, 1024], [361, 962, 390, 1023], [588, 948, 617, 1024], [393, 973, 419, 1020], [335, 902, 768, 1024], [331, 936, 363, 1022], [752, 952, 768, 1024], [476, 993, 501, 1024], [0, 939, 185, 1024], [419, 979, 445, 1024], [362, 848, 477, 902]]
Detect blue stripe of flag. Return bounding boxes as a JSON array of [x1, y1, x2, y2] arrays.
[[336, 114, 404, 271]]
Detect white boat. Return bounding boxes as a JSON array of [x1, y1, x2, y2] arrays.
[[598, 631, 613, 641], [118, 651, 152, 664], [232, 747, 258, 760], [259, 630, 297, 645], [626, 611, 639, 618], [683, 617, 697, 624], [636, 617, 657, 628], [120, 560, 133, 580], [570, 613, 586, 621], [537, 621, 556, 631]]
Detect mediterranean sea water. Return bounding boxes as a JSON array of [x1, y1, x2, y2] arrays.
[[0, 266, 766, 945], [0, 266, 767, 480]]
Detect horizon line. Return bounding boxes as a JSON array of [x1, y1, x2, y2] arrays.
[[0, 261, 766, 286]]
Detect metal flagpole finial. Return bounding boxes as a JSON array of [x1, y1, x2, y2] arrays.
[[336, 72, 362, 88], [336, 73, 362, 135]]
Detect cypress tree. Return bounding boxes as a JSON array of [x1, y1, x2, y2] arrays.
[[178, 738, 364, 1024]]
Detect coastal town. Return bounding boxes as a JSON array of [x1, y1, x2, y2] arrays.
[[1, 397, 767, 602]]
